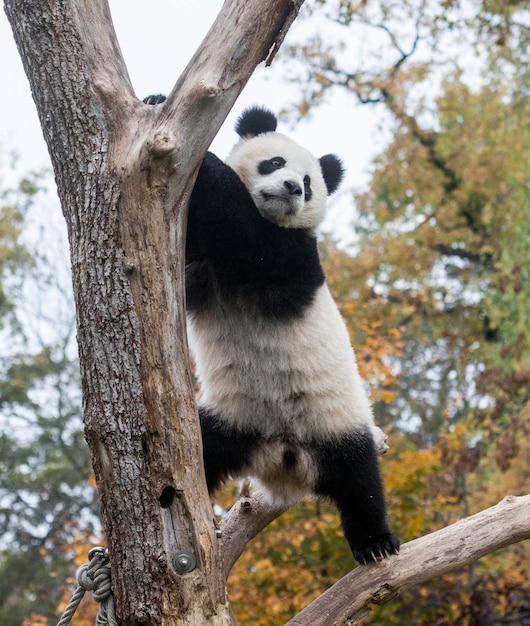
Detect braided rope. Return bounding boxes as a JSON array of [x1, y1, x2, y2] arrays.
[[56, 547, 117, 626]]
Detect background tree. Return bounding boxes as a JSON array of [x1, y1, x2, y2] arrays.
[[0, 161, 97, 626]]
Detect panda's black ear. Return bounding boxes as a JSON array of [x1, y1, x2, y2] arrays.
[[319, 154, 344, 195], [235, 106, 277, 138]]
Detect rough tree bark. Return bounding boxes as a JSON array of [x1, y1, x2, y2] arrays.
[[4, 1, 304, 624]]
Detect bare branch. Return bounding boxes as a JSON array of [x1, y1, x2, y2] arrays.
[[284, 494, 530, 626], [220, 491, 292, 581], [265, 1, 305, 66]]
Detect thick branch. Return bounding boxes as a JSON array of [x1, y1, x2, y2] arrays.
[[283, 494, 530, 625], [110, 2, 307, 620]]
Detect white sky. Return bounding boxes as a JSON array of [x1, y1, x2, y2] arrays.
[[0, 0, 383, 240]]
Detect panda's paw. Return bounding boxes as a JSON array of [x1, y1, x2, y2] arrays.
[[373, 426, 389, 455], [143, 94, 167, 105], [353, 532, 400, 565]]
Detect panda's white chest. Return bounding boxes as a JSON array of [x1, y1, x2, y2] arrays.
[[187, 285, 373, 440]]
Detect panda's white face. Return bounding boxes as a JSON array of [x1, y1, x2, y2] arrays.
[[226, 132, 329, 230]]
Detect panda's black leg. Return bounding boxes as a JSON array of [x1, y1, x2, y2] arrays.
[[314, 431, 400, 565], [199, 407, 258, 494]]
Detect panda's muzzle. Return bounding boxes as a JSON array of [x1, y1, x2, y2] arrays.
[[259, 181, 304, 219], [284, 179, 303, 196]]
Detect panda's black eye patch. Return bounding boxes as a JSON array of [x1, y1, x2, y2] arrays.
[[303, 175, 312, 201], [258, 157, 286, 175]]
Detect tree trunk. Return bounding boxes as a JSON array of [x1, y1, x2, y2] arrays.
[[4, 0, 304, 624]]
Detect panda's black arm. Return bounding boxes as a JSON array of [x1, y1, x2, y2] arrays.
[[186, 151, 258, 263], [187, 152, 315, 274]]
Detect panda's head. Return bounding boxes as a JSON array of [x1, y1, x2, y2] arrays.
[[226, 107, 344, 230]]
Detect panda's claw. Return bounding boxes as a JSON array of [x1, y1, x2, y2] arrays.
[[353, 532, 400, 565]]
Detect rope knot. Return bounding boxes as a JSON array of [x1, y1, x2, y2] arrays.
[[56, 547, 117, 626], [76, 548, 112, 600], [76, 565, 98, 592]]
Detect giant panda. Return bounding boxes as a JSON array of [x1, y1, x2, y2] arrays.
[[145, 96, 400, 564]]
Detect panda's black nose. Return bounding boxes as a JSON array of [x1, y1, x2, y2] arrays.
[[284, 180, 303, 196]]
